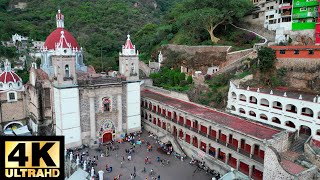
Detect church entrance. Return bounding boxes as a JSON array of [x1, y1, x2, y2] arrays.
[[102, 132, 112, 143]]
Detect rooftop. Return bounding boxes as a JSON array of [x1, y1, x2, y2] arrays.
[[142, 90, 281, 140], [281, 159, 306, 175], [242, 86, 318, 103], [271, 46, 320, 50]]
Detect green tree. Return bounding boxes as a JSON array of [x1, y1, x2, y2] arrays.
[[257, 47, 276, 72], [179, 72, 186, 81], [187, 75, 193, 84], [174, 0, 252, 44]]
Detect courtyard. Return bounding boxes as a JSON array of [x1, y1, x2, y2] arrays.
[[68, 131, 212, 180]]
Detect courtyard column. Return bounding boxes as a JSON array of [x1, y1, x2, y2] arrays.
[[236, 159, 240, 170], [198, 138, 202, 149], [89, 94, 96, 141], [249, 165, 253, 178], [226, 153, 230, 165], [206, 143, 210, 154], [250, 144, 254, 158], [117, 94, 123, 133]]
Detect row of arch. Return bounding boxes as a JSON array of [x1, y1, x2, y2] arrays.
[[231, 92, 317, 119], [230, 106, 318, 136]]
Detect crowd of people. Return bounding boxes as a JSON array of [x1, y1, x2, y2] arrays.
[[65, 131, 175, 180]]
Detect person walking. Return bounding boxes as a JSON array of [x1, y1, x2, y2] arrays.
[[120, 161, 123, 168], [134, 166, 136, 173], [157, 175, 160, 180], [122, 156, 125, 161], [130, 173, 133, 179]]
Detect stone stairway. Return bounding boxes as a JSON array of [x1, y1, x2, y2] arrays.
[[289, 135, 310, 153]]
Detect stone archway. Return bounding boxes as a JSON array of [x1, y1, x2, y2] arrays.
[[3, 121, 23, 131], [102, 132, 113, 143]]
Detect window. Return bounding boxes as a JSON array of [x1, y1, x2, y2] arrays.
[[8, 92, 16, 101], [0, 83, 3, 88], [294, 50, 300, 54], [17, 82, 20, 87], [253, 13, 259, 19], [300, 7, 307, 11], [102, 97, 111, 112], [280, 50, 286, 54], [270, 15, 274, 19], [9, 83, 13, 89], [65, 65, 70, 77], [308, 50, 314, 55], [270, 6, 274, 10], [266, 16, 268, 19]]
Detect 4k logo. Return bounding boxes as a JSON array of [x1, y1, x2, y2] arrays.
[[0, 136, 64, 180]]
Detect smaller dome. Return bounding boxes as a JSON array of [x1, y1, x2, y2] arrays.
[[0, 72, 21, 83]]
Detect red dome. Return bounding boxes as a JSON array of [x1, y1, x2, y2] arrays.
[[0, 72, 21, 83], [44, 28, 80, 50]]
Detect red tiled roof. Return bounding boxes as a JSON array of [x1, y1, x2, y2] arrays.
[[124, 38, 134, 49], [142, 90, 281, 140], [281, 159, 305, 174], [279, 5, 292, 10], [271, 46, 320, 50], [44, 28, 79, 50], [35, 69, 49, 80]]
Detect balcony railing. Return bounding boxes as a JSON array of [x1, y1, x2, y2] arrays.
[[217, 139, 226, 146], [185, 124, 191, 129], [178, 121, 184, 126], [239, 148, 251, 158], [199, 131, 207, 137], [190, 127, 199, 133], [252, 154, 264, 164], [208, 135, 216, 141], [172, 119, 177, 123], [227, 143, 238, 151]]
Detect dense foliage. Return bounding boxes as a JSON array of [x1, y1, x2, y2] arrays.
[[0, 0, 181, 71], [149, 67, 192, 92], [256, 47, 276, 72]]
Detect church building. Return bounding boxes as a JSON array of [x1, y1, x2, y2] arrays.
[[26, 10, 141, 148]]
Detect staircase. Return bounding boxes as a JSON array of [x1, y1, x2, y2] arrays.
[[289, 135, 310, 153]]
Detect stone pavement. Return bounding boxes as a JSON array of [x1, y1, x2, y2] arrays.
[[77, 131, 212, 180]]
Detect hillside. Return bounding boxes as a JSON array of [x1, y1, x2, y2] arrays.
[[0, 0, 181, 71]]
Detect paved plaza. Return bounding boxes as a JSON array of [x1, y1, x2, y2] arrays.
[[73, 131, 212, 180]]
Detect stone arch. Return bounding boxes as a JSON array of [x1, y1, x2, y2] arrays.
[[239, 108, 245, 114], [285, 104, 297, 113], [260, 113, 268, 120], [3, 121, 23, 131], [230, 105, 236, 111], [239, 94, 246, 102], [272, 101, 282, 110], [249, 96, 257, 104], [285, 121, 296, 129], [300, 125, 311, 136], [317, 129, 320, 136], [301, 107, 314, 117], [249, 110, 256, 117], [271, 117, 281, 124], [231, 92, 237, 99], [260, 98, 269, 107]]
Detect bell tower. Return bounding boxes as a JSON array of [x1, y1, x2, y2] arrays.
[[119, 34, 139, 81]]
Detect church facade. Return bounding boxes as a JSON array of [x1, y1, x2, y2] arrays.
[[21, 10, 141, 148]]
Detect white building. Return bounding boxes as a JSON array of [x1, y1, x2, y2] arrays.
[[226, 81, 320, 142]]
